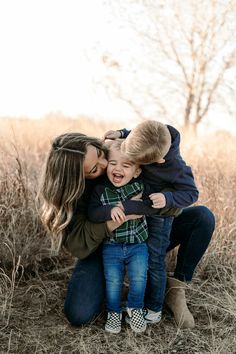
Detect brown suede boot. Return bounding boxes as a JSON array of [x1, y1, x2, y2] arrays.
[[165, 277, 195, 329]]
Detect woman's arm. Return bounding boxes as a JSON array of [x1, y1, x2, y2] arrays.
[[63, 212, 111, 259], [63, 200, 126, 259]]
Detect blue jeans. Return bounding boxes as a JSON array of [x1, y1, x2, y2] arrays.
[[145, 216, 174, 312], [103, 242, 148, 312], [64, 206, 215, 326]]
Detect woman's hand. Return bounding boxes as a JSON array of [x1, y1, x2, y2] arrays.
[[106, 219, 123, 232], [102, 130, 121, 141]]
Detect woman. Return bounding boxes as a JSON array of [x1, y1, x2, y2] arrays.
[[40, 132, 215, 329]]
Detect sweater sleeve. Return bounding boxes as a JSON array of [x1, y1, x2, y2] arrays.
[[62, 199, 111, 260], [63, 214, 110, 260]]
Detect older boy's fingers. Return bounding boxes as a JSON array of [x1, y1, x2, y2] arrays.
[[102, 130, 117, 140]]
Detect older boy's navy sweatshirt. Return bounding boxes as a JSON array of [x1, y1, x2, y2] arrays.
[[120, 125, 199, 208]]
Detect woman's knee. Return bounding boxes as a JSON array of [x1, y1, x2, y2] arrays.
[[64, 301, 102, 326]]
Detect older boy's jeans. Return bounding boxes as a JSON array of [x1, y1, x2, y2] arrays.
[[145, 216, 174, 312], [64, 206, 215, 326], [102, 242, 148, 313]]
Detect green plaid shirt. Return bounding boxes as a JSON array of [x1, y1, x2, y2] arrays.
[[101, 181, 148, 244]]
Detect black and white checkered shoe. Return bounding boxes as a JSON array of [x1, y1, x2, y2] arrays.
[[125, 308, 147, 333], [105, 312, 122, 334]]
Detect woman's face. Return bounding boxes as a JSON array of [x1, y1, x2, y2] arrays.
[[84, 145, 108, 179]]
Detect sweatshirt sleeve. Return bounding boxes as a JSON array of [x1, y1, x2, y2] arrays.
[[117, 128, 130, 138], [87, 185, 114, 222], [122, 200, 158, 215], [162, 164, 199, 208]]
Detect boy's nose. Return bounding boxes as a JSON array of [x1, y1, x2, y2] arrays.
[[114, 166, 122, 172]]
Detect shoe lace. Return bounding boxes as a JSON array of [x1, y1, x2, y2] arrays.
[[142, 307, 148, 317]]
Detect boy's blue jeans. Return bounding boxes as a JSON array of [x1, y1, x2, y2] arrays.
[[102, 242, 148, 313], [145, 216, 174, 312], [64, 206, 215, 326]]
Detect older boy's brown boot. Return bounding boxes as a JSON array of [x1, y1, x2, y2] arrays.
[[165, 277, 195, 329]]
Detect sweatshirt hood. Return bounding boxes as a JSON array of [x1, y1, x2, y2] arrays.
[[165, 125, 180, 161]]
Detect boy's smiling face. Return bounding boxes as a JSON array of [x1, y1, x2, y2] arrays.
[[107, 146, 141, 187]]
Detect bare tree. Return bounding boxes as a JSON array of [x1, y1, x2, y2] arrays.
[[100, 0, 236, 134]]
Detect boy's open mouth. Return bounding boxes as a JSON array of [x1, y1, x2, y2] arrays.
[[112, 173, 124, 183]]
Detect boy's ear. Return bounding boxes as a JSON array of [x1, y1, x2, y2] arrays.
[[157, 158, 165, 164], [134, 167, 142, 178]]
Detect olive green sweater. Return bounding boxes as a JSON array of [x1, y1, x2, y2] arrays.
[[62, 196, 111, 260]]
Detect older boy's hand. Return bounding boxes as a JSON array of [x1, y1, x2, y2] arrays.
[[149, 193, 166, 208], [102, 130, 121, 140], [111, 206, 126, 222]]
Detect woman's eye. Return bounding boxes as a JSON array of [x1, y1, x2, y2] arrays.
[[97, 149, 103, 158]]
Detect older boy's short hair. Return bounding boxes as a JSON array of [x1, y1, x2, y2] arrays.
[[121, 120, 171, 164]]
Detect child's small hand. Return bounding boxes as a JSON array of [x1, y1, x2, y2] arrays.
[[149, 193, 166, 208], [111, 206, 126, 222], [103, 130, 121, 141]]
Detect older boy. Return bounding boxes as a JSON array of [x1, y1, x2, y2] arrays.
[[104, 121, 198, 327]]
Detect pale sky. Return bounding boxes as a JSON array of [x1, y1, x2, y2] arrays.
[[0, 0, 134, 120], [0, 0, 236, 135]]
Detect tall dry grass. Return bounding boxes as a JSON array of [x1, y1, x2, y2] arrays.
[[0, 117, 235, 353]]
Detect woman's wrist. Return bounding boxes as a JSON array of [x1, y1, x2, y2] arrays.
[[106, 219, 122, 232]]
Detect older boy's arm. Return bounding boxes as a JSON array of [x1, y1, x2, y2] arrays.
[[121, 199, 158, 215], [121, 199, 181, 217], [162, 166, 199, 208], [103, 128, 130, 140]]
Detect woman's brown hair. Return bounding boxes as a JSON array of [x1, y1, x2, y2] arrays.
[[39, 132, 106, 252]]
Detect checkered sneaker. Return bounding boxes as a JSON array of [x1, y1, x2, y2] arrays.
[[143, 308, 162, 324], [125, 308, 147, 333], [105, 312, 122, 334]]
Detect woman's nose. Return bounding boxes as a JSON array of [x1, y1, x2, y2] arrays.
[[100, 158, 108, 168]]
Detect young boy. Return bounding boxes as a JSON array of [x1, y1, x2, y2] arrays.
[[103, 121, 199, 324], [88, 140, 155, 334]]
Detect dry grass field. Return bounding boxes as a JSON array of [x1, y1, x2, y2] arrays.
[[0, 117, 235, 354]]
